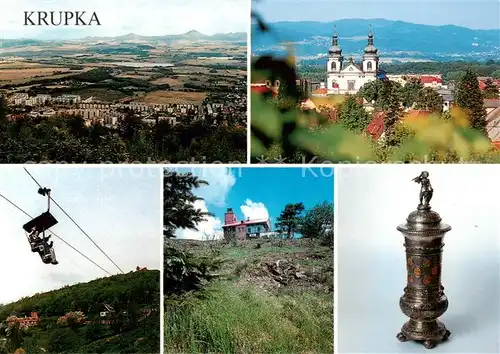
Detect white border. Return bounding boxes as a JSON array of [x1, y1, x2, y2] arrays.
[[159, 166, 164, 354], [333, 166, 339, 354]]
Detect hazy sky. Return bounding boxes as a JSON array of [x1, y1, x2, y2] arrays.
[[254, 0, 500, 30], [0, 0, 249, 39], [171, 167, 334, 240], [0, 167, 161, 304]]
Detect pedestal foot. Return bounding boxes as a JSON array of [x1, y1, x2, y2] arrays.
[[443, 330, 451, 341], [423, 340, 436, 349], [397, 332, 408, 342]]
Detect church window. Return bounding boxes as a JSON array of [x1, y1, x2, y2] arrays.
[[349, 67, 353, 71], [331, 62, 336, 70], [367, 62, 373, 70]]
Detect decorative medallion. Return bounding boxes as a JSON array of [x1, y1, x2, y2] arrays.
[[431, 266, 438, 275], [413, 267, 422, 277], [423, 275, 432, 285]]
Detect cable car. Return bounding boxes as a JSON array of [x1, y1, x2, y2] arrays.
[[22, 187, 59, 265]]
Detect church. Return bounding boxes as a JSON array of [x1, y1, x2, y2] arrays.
[[326, 26, 379, 95]]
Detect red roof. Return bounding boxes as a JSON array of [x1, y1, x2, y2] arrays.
[[251, 86, 277, 96], [484, 99, 500, 109], [313, 88, 328, 94], [419, 75, 442, 84], [366, 111, 386, 140], [403, 110, 432, 120], [492, 141, 500, 150], [479, 79, 500, 90]]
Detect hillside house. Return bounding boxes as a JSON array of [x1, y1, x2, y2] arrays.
[[7, 312, 40, 327], [222, 208, 275, 241]]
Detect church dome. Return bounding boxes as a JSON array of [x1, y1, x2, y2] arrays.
[[328, 27, 342, 56], [328, 44, 342, 55], [364, 29, 378, 54], [364, 44, 378, 54]]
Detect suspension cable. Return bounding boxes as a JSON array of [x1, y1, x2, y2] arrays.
[[23, 167, 125, 274], [0, 192, 113, 276]]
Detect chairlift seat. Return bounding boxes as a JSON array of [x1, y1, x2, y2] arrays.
[[23, 211, 58, 233]]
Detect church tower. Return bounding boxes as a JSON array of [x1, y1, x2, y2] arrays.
[[362, 25, 379, 73], [327, 26, 343, 73]]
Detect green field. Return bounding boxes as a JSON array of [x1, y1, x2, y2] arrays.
[[165, 239, 334, 354]]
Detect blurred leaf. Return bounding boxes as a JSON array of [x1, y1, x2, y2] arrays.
[[251, 135, 267, 156], [290, 124, 373, 162], [251, 93, 282, 140], [450, 106, 470, 127]]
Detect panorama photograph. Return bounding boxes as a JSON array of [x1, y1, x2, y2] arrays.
[[251, 0, 500, 163], [0, 167, 161, 354], [0, 0, 248, 163], [164, 167, 334, 353]]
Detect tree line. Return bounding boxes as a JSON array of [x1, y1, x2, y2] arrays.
[[0, 99, 246, 163]]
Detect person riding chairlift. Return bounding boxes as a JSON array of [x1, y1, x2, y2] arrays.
[[40, 234, 58, 265], [28, 227, 43, 252]]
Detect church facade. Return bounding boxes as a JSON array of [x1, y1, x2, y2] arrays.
[[326, 27, 379, 95]]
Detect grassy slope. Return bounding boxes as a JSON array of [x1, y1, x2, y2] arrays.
[[165, 239, 334, 354]]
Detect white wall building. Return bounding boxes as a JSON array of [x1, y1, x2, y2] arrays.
[[326, 26, 379, 95]]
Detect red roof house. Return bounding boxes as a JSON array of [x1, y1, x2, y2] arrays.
[[366, 111, 386, 140]]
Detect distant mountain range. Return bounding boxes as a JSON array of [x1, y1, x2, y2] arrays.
[[0, 30, 247, 48], [252, 19, 500, 62]]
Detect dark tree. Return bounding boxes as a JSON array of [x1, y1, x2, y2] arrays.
[[455, 68, 486, 132], [300, 202, 334, 246], [383, 81, 404, 146], [163, 170, 212, 239], [276, 202, 305, 239], [415, 87, 444, 113], [338, 95, 371, 133], [400, 77, 423, 108]]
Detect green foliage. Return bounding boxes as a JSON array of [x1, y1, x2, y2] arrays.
[[82, 323, 106, 342], [300, 202, 334, 246], [400, 77, 423, 108], [455, 68, 486, 132], [4, 322, 26, 353], [0, 113, 245, 163], [163, 170, 211, 239], [338, 96, 371, 133], [415, 87, 444, 112], [164, 247, 220, 295], [0, 270, 160, 320], [48, 328, 82, 353], [165, 282, 333, 354], [276, 203, 305, 238], [483, 78, 499, 99]]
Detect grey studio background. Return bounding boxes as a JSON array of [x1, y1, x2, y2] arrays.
[[337, 166, 500, 353]]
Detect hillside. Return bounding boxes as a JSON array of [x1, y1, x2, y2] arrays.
[[251, 18, 500, 61], [0, 270, 160, 354], [165, 239, 334, 353]]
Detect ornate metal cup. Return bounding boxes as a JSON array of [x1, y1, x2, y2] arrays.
[[396, 171, 451, 349]]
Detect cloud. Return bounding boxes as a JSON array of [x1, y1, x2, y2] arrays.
[[177, 167, 236, 207], [175, 200, 223, 240], [240, 199, 270, 220]]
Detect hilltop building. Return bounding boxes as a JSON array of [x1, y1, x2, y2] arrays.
[[7, 312, 40, 327], [326, 26, 379, 94], [221, 208, 275, 241]]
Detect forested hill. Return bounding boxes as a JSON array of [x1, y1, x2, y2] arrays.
[[251, 18, 500, 61], [0, 269, 160, 320]]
